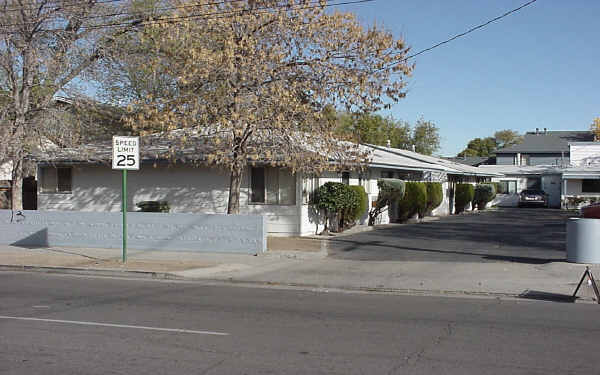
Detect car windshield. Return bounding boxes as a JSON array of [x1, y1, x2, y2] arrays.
[[521, 190, 544, 195]]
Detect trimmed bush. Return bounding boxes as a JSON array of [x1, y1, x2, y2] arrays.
[[368, 179, 406, 225], [454, 184, 474, 214], [397, 182, 427, 221], [312, 182, 360, 232], [348, 185, 368, 223], [425, 182, 443, 214], [473, 183, 496, 210]]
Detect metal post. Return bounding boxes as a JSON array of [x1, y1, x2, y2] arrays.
[[122, 169, 127, 263]]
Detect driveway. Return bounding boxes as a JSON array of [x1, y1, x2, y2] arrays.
[[328, 208, 573, 263]]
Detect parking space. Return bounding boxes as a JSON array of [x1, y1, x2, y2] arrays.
[[328, 208, 573, 263]]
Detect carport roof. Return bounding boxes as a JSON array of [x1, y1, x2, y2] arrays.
[[362, 145, 448, 172], [478, 165, 562, 175], [365, 145, 503, 177]]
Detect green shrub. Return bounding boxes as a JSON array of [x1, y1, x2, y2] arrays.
[[454, 184, 474, 213], [312, 182, 360, 232], [492, 182, 504, 195], [473, 183, 496, 210], [136, 201, 170, 212], [348, 185, 368, 222], [425, 182, 443, 214], [368, 179, 405, 225], [397, 182, 427, 221]]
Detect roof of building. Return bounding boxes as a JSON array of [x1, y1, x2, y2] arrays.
[[443, 156, 493, 166], [366, 145, 503, 177], [495, 131, 595, 154], [30, 130, 456, 174], [478, 164, 563, 175]]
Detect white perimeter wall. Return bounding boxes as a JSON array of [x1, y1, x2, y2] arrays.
[[38, 164, 300, 236]]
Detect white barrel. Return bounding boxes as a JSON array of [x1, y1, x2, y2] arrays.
[[566, 218, 600, 263]]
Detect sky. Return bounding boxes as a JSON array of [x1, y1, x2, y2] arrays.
[[335, 0, 599, 156]]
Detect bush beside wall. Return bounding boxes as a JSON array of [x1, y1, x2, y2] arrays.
[[348, 185, 368, 223], [425, 182, 443, 214], [397, 182, 427, 221], [312, 182, 364, 232], [473, 183, 496, 210], [455, 184, 474, 214]]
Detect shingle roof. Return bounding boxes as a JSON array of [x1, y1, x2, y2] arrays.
[[366, 145, 502, 177], [443, 156, 492, 166], [495, 131, 594, 154]]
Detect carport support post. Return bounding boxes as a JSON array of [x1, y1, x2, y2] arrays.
[[122, 170, 127, 263]]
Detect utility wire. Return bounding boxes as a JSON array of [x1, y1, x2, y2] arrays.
[[404, 0, 537, 61], [0, 0, 374, 32]]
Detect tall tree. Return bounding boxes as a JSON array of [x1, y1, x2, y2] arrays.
[[411, 118, 440, 155], [336, 112, 411, 149], [0, 0, 142, 209], [591, 118, 600, 140], [457, 137, 497, 157], [494, 129, 523, 148], [127, 0, 413, 214]]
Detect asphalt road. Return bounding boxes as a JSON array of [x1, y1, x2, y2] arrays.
[[1, 272, 599, 374], [329, 208, 572, 263]]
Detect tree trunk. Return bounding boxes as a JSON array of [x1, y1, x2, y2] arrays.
[[11, 153, 23, 210], [227, 160, 245, 214]]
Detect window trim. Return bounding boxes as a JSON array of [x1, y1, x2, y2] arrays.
[[249, 167, 296, 206], [40, 166, 72, 194]]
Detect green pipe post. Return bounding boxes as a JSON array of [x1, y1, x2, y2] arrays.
[[122, 169, 127, 263]]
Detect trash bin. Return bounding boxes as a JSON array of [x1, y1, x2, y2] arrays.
[[566, 218, 600, 263]]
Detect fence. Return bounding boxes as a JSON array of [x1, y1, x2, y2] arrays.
[[0, 210, 266, 254]]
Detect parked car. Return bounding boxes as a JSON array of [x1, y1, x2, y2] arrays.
[[518, 189, 548, 208]]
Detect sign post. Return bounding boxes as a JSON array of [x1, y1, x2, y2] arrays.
[[112, 136, 140, 263]]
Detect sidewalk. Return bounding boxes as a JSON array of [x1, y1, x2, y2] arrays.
[[1, 238, 598, 302]]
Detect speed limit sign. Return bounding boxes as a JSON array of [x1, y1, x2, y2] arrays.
[[112, 136, 140, 170]]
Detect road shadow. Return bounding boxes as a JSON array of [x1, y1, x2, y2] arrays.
[[518, 290, 576, 303]]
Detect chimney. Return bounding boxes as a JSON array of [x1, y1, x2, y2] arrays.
[[386, 139, 391, 148]]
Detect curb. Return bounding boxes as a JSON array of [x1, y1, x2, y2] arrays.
[[3, 263, 596, 304]]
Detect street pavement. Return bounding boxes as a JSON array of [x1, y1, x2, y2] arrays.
[[1, 272, 599, 374], [0, 208, 598, 301]]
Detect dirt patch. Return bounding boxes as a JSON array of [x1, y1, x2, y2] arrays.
[[268, 237, 323, 252]]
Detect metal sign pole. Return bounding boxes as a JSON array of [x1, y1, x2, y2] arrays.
[[122, 169, 127, 263]]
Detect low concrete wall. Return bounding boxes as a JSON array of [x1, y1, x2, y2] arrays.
[[0, 210, 266, 254]]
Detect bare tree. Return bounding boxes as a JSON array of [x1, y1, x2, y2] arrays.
[[126, 0, 414, 214], [0, 0, 143, 209]]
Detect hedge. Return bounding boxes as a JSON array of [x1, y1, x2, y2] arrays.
[[455, 184, 474, 214], [397, 181, 427, 221], [473, 183, 496, 210], [312, 182, 361, 232], [425, 182, 443, 214], [368, 179, 405, 225], [348, 185, 368, 223]]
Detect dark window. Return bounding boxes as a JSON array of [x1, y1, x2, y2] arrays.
[[341, 172, 350, 185], [250, 167, 296, 205], [497, 180, 517, 194], [250, 167, 265, 203], [381, 171, 394, 178], [582, 179, 600, 193], [40, 167, 72, 193], [57, 168, 72, 192], [527, 178, 541, 190]]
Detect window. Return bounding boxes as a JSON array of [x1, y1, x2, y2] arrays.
[[250, 167, 296, 205], [497, 180, 517, 194], [40, 167, 72, 193], [341, 172, 350, 185], [381, 171, 394, 178], [582, 179, 600, 193], [520, 154, 531, 166]]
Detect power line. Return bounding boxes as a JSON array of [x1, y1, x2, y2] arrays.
[[0, 0, 375, 34], [404, 0, 537, 61]]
